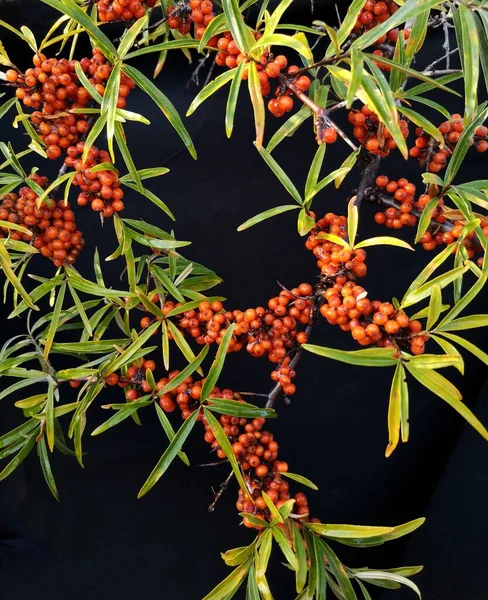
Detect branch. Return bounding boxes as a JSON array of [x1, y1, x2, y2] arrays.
[[354, 155, 381, 208], [208, 470, 235, 512]]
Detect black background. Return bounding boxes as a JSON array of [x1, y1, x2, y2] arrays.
[[0, 1, 487, 598]]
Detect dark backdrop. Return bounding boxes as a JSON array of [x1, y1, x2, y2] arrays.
[[0, 1, 487, 599]]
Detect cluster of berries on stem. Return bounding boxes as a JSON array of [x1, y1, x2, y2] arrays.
[[0, 175, 85, 267], [410, 115, 488, 173], [97, 0, 158, 22], [348, 106, 409, 157], [65, 143, 125, 217], [98, 358, 313, 529]]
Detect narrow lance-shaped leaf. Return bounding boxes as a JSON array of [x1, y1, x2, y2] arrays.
[[201, 323, 236, 402], [124, 65, 196, 160], [355, 571, 421, 599], [101, 60, 121, 162], [319, 540, 357, 600], [159, 345, 209, 395], [457, 4, 479, 122], [237, 205, 300, 232], [386, 362, 404, 457], [137, 409, 199, 498], [248, 63, 265, 149], [45, 378, 56, 452], [226, 60, 246, 138], [202, 558, 252, 600], [426, 284, 442, 329], [222, 0, 255, 54], [0, 243, 37, 311], [255, 528, 273, 600], [43, 281, 66, 360], [0, 431, 37, 481], [102, 321, 160, 375], [204, 408, 253, 502], [303, 344, 397, 367], [305, 143, 326, 199], [187, 69, 236, 116], [37, 435, 59, 501], [406, 364, 488, 441], [347, 46, 363, 108], [154, 403, 190, 466]]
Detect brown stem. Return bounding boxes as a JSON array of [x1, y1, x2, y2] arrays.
[[208, 470, 235, 512]]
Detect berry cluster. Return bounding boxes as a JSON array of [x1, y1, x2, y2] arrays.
[[348, 106, 409, 157], [0, 177, 84, 267], [97, 0, 157, 22], [166, 0, 312, 118], [410, 116, 488, 173], [140, 289, 313, 395], [168, 0, 217, 39], [320, 281, 426, 354], [6, 50, 134, 161], [64, 143, 125, 218], [305, 212, 368, 278], [352, 1, 400, 44], [373, 176, 418, 229]]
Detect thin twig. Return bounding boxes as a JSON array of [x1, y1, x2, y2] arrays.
[[208, 470, 235, 512], [354, 155, 381, 208], [197, 459, 229, 467]]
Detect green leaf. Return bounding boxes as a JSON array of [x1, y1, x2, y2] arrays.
[[222, 0, 255, 54], [91, 398, 152, 436], [45, 379, 55, 452], [251, 33, 312, 60], [201, 324, 236, 403], [426, 284, 442, 329], [101, 60, 121, 162], [398, 105, 445, 147], [154, 403, 189, 466], [165, 296, 226, 318], [198, 12, 227, 52], [307, 523, 394, 539], [74, 61, 103, 104], [264, 0, 293, 36], [303, 344, 397, 367], [386, 362, 403, 457], [246, 564, 260, 600], [439, 332, 488, 366], [0, 97, 17, 120], [124, 65, 196, 160], [409, 95, 452, 120], [316, 232, 350, 248], [37, 435, 59, 501], [206, 398, 276, 419], [305, 144, 326, 199], [406, 364, 488, 441], [102, 321, 160, 375], [202, 559, 252, 600], [124, 38, 200, 60], [159, 345, 209, 395], [226, 60, 246, 138], [150, 265, 185, 302], [414, 196, 439, 243], [0, 378, 46, 402], [0, 431, 36, 481], [0, 243, 37, 311], [319, 540, 357, 600], [137, 409, 199, 498], [43, 282, 66, 360], [237, 205, 299, 231], [266, 105, 311, 153], [254, 145, 302, 204], [167, 320, 204, 376], [291, 521, 307, 593], [66, 269, 132, 298], [408, 354, 463, 369], [347, 198, 359, 246], [272, 527, 298, 571], [221, 540, 257, 567], [431, 335, 464, 374], [187, 69, 236, 116], [122, 182, 175, 219], [354, 236, 414, 251], [437, 314, 488, 332], [248, 63, 266, 149], [457, 5, 479, 121], [402, 243, 456, 304], [364, 57, 408, 159], [204, 408, 253, 502], [281, 471, 318, 491], [0, 419, 39, 450], [297, 209, 315, 236], [401, 265, 469, 308], [117, 15, 148, 59], [329, 0, 369, 55], [256, 528, 273, 600], [305, 166, 351, 203], [14, 394, 47, 410], [347, 46, 363, 108], [444, 106, 488, 185], [113, 122, 143, 193], [42, 0, 117, 60], [355, 571, 421, 598]]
